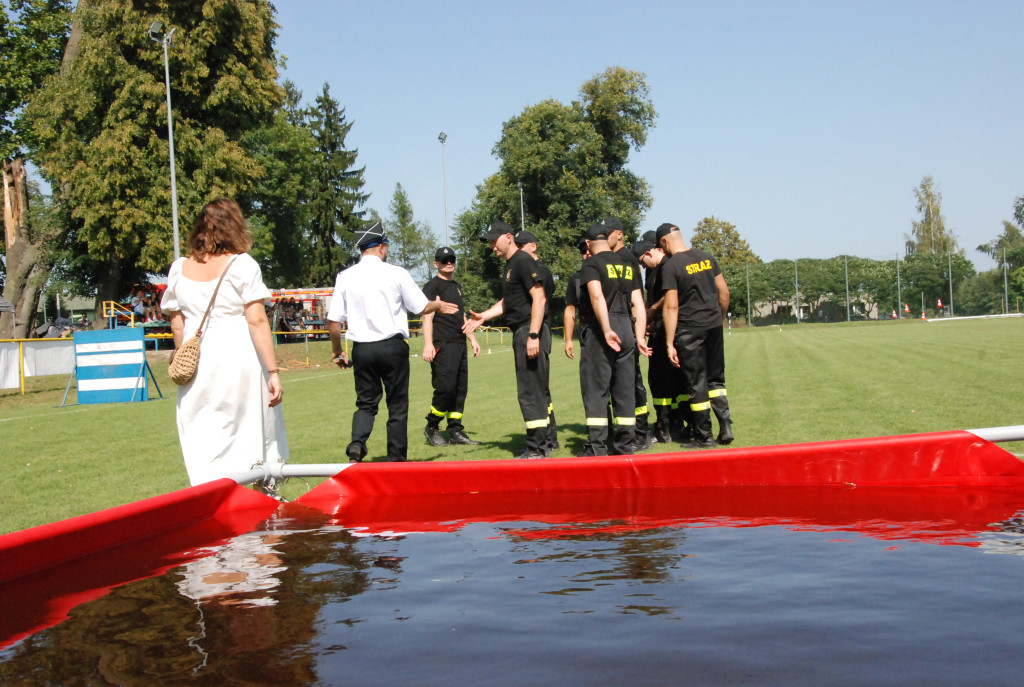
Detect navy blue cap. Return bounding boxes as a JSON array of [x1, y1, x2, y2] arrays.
[[356, 221, 389, 249]]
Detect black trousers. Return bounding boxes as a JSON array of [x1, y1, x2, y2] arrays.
[[351, 335, 410, 460], [580, 313, 636, 454], [648, 324, 687, 412], [512, 324, 552, 453], [674, 325, 725, 410], [426, 341, 469, 432]]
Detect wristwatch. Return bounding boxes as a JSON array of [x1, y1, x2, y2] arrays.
[[528, 332, 539, 340]]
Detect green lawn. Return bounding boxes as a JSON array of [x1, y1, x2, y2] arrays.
[[1, 317, 1022, 533]]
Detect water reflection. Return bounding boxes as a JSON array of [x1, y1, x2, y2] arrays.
[[3, 487, 1024, 686]]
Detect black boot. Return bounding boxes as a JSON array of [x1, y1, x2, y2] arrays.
[[449, 429, 481, 445], [682, 408, 715, 449], [710, 393, 734, 444], [423, 425, 448, 447], [653, 406, 672, 444]]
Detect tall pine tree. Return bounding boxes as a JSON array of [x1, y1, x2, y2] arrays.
[[306, 83, 368, 286]]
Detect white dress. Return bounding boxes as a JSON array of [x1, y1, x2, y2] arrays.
[[161, 254, 289, 485]]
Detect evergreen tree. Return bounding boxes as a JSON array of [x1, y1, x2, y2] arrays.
[[386, 183, 434, 282], [306, 83, 368, 286], [25, 0, 283, 313], [239, 80, 317, 287]]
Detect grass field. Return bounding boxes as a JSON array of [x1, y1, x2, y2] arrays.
[[1, 317, 1022, 534]]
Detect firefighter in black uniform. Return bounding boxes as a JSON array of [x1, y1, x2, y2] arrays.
[[563, 237, 591, 361], [516, 229, 559, 454], [422, 246, 482, 447], [464, 221, 554, 459], [631, 233, 685, 444], [577, 224, 650, 456], [658, 223, 734, 448], [601, 216, 654, 451]]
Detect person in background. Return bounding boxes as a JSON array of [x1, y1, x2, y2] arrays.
[[422, 246, 482, 447], [326, 222, 457, 463], [161, 198, 288, 490], [658, 222, 734, 448], [601, 216, 655, 451], [563, 236, 591, 361], [464, 221, 553, 459]]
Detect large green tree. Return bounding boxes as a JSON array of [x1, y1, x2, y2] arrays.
[[690, 217, 760, 268], [25, 0, 283, 315], [386, 183, 434, 282], [454, 67, 656, 311], [238, 80, 316, 288], [905, 176, 959, 255], [305, 83, 368, 286], [0, 0, 72, 337]]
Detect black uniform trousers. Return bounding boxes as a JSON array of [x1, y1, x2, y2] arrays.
[[648, 323, 686, 416], [426, 341, 469, 432], [674, 325, 726, 441], [350, 335, 411, 461], [580, 313, 636, 455], [512, 324, 552, 453]]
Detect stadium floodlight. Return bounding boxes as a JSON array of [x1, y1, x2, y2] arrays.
[[149, 20, 181, 259], [438, 132, 449, 246]]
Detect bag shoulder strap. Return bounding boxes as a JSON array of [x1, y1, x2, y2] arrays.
[[195, 255, 239, 338]]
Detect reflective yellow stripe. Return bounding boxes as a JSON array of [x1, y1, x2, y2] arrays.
[[586, 417, 609, 426], [635, 405, 648, 415], [448, 411, 463, 420], [708, 389, 727, 398], [652, 398, 673, 406], [548, 403, 554, 413], [690, 401, 711, 412], [525, 418, 550, 429], [615, 417, 636, 426], [429, 406, 446, 418]]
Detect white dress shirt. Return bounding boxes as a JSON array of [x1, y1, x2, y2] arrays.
[[325, 255, 429, 342]]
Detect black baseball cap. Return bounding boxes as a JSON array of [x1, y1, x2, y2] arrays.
[[435, 246, 456, 261], [481, 221, 515, 241], [630, 238, 655, 259], [584, 223, 609, 241], [576, 236, 589, 254], [514, 230, 537, 246], [601, 216, 623, 232], [655, 223, 680, 241]]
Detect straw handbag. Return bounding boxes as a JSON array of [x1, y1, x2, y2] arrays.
[[168, 256, 237, 385]]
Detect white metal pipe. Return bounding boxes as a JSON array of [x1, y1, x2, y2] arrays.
[[967, 426, 1024, 443]]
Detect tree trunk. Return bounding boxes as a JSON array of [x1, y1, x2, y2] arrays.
[[94, 259, 124, 326], [2, 159, 52, 339]]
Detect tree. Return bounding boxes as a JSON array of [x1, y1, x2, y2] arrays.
[[454, 67, 656, 311], [0, 0, 72, 337], [305, 83, 368, 286], [905, 176, 959, 255], [902, 252, 975, 315], [25, 0, 284, 316], [239, 80, 317, 288], [977, 220, 1024, 273], [690, 217, 761, 268], [386, 183, 434, 282]]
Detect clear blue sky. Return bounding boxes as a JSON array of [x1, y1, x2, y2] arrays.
[[274, 0, 1022, 270]]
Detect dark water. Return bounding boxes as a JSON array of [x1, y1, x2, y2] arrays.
[[3, 495, 1024, 686]]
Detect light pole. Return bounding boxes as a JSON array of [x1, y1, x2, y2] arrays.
[[438, 132, 449, 246], [149, 20, 181, 260], [518, 181, 525, 231]]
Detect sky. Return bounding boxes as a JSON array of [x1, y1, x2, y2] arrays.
[[273, 0, 1023, 270]]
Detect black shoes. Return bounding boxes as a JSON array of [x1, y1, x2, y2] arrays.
[[449, 430, 481, 445], [682, 439, 716, 450], [513, 449, 548, 460], [717, 422, 734, 445], [346, 442, 366, 463], [424, 426, 448, 447], [630, 434, 655, 453]]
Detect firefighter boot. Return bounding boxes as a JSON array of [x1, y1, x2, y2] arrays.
[[682, 408, 715, 449], [710, 393, 734, 445]]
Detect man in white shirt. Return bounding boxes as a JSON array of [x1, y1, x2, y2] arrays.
[[326, 222, 457, 462]]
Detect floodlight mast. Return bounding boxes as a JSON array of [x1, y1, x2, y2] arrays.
[[438, 132, 449, 246], [149, 21, 181, 260]]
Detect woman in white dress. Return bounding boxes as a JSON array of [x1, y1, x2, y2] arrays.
[[161, 198, 288, 487]]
